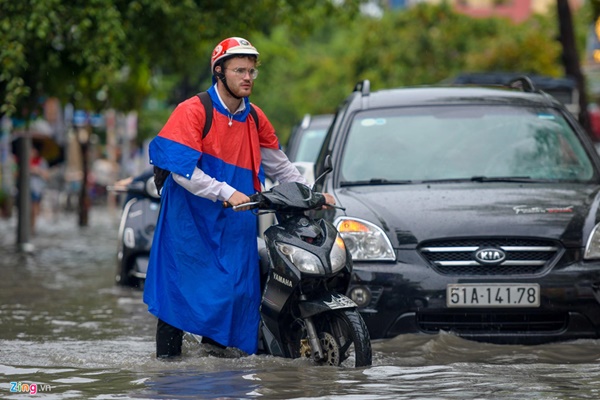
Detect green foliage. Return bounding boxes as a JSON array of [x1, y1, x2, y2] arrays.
[[0, 0, 126, 116], [251, 25, 357, 142], [0, 0, 363, 131], [358, 2, 469, 85], [253, 2, 572, 144], [464, 14, 562, 76], [0, 1, 591, 147], [354, 3, 563, 86], [136, 73, 179, 142]]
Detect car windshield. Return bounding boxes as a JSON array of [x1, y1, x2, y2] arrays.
[[294, 128, 328, 162], [340, 105, 595, 184]]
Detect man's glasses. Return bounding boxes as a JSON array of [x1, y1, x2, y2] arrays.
[[227, 67, 259, 80]]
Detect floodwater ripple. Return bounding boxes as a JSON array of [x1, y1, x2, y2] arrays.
[[1, 206, 600, 399]]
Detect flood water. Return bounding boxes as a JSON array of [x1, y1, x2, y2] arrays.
[[1, 205, 600, 399]]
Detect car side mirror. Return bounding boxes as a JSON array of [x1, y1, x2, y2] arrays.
[[313, 155, 333, 187]]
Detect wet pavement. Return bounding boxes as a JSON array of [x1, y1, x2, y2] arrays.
[[1, 204, 600, 399]]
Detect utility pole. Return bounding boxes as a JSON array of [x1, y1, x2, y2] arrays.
[[73, 110, 91, 227], [557, 0, 591, 134], [16, 133, 33, 251]]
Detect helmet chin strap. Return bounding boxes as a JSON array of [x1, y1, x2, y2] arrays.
[[215, 72, 242, 100]]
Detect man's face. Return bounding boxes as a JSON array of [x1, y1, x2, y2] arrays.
[[219, 56, 257, 98]]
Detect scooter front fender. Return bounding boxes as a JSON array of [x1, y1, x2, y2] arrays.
[[298, 293, 358, 318]]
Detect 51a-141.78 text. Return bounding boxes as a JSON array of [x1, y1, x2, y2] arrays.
[[446, 283, 540, 307]]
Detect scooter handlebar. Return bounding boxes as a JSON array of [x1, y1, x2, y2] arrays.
[[222, 200, 261, 210], [232, 201, 261, 211], [222, 184, 341, 211]]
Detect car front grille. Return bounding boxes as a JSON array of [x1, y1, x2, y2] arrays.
[[416, 311, 568, 333], [419, 238, 561, 276]]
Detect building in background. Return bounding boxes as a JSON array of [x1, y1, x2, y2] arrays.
[[388, 0, 584, 22], [452, 0, 583, 23]]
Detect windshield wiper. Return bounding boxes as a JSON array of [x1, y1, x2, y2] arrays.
[[342, 176, 542, 186], [340, 178, 413, 187], [469, 176, 536, 182], [421, 176, 540, 184]]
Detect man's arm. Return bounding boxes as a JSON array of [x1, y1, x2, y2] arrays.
[[261, 147, 308, 185], [172, 168, 235, 202], [173, 148, 309, 206]]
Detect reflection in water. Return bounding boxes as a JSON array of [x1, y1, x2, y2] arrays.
[[144, 369, 263, 399], [1, 206, 600, 399]]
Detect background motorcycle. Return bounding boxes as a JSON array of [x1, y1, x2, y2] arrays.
[[232, 165, 372, 367], [108, 168, 160, 288]]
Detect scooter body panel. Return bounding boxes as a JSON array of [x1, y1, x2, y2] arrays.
[[248, 181, 370, 365], [114, 172, 161, 287], [121, 199, 160, 264], [259, 208, 354, 359], [298, 293, 358, 318]]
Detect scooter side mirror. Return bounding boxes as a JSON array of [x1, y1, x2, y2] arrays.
[[144, 177, 160, 198], [119, 177, 159, 199]]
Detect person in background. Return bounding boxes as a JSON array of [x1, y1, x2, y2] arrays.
[[144, 36, 334, 358], [29, 142, 49, 234]]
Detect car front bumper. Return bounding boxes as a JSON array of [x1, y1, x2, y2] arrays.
[[348, 259, 600, 345]]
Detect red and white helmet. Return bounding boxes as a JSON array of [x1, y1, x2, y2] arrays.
[[211, 37, 259, 72]]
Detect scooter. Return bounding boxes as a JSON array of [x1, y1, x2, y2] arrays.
[[108, 169, 161, 288], [231, 161, 372, 367]]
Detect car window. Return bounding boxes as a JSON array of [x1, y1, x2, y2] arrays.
[[294, 128, 328, 162], [339, 105, 594, 183]]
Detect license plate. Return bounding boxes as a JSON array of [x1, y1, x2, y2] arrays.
[[446, 283, 540, 308]]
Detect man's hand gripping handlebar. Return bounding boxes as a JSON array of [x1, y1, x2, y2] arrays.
[[223, 191, 337, 211], [222, 190, 257, 211]]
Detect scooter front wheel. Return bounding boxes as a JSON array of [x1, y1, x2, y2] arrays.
[[308, 309, 372, 367]]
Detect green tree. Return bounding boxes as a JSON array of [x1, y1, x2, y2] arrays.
[[0, 0, 126, 116], [1, 0, 365, 118], [464, 14, 562, 76], [0, 0, 364, 236], [252, 3, 571, 144]]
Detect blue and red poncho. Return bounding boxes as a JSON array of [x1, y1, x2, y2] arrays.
[[143, 86, 280, 355]]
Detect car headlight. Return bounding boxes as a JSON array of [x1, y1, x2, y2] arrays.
[[276, 242, 323, 274], [335, 217, 395, 261], [330, 234, 347, 273], [584, 222, 600, 259]]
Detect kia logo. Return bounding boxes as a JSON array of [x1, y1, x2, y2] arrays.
[[474, 247, 506, 264]]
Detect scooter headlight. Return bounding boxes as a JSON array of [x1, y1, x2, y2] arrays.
[[276, 242, 323, 274], [330, 234, 347, 273], [335, 217, 395, 261], [123, 227, 135, 248]]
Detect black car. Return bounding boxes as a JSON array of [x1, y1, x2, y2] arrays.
[[312, 78, 600, 345]]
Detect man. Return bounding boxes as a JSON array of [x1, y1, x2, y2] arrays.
[[144, 37, 331, 358]]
